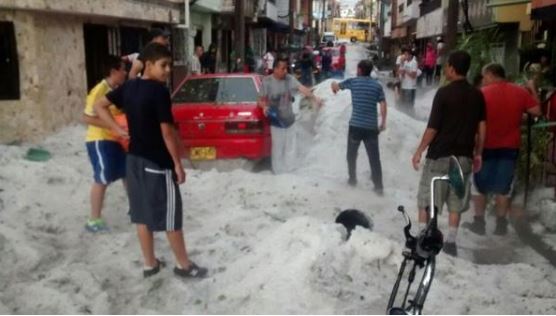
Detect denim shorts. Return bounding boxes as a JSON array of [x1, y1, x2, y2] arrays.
[[474, 148, 518, 195], [86, 140, 126, 185]]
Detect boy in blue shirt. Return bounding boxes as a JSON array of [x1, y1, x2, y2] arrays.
[[94, 43, 207, 279], [331, 60, 387, 195]]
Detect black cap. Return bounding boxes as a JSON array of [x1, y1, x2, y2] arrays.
[[149, 28, 171, 40]]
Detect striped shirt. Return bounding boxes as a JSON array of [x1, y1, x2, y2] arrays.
[[339, 77, 385, 129]]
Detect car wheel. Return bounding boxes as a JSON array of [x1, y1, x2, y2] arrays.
[[350, 37, 357, 43], [250, 157, 271, 173]]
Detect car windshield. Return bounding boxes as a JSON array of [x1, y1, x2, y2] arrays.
[[323, 35, 335, 42], [173, 77, 258, 104]]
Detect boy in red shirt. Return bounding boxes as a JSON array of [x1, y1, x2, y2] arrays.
[[466, 63, 541, 235]]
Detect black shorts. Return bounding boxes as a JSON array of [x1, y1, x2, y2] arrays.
[[126, 154, 182, 231]]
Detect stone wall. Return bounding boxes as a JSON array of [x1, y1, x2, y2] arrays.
[[0, 0, 180, 24], [0, 0, 180, 143], [35, 13, 88, 140], [0, 10, 86, 143]]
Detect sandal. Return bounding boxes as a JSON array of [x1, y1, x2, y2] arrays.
[[143, 258, 165, 278], [173, 262, 208, 279]]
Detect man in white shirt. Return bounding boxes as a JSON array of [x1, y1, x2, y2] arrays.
[[399, 48, 418, 108], [395, 53, 404, 70], [436, 37, 445, 82], [190, 46, 203, 75], [393, 49, 406, 97], [263, 49, 275, 75]]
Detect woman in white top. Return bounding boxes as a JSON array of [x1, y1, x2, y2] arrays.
[[263, 50, 275, 75]]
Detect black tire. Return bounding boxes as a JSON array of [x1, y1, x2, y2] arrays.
[[350, 37, 357, 43]]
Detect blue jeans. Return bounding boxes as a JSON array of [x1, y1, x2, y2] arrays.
[[474, 148, 518, 195], [347, 126, 383, 189]]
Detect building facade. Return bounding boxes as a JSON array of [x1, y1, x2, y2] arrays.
[[0, 0, 318, 144], [0, 0, 181, 143]]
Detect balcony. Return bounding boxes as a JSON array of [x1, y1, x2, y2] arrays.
[[398, 0, 420, 25], [263, 1, 278, 21], [420, 0, 441, 16], [221, 0, 255, 17], [192, 0, 222, 12]]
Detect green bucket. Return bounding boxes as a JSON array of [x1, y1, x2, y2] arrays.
[[24, 148, 51, 162]]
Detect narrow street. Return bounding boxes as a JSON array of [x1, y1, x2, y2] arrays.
[[0, 44, 555, 314]]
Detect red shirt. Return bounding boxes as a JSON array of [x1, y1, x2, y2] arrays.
[[481, 81, 537, 149]]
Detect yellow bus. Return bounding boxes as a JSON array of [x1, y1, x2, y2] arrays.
[[332, 18, 372, 43]]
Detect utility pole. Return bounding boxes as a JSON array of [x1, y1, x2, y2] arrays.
[[446, 0, 459, 51], [308, 0, 313, 45], [235, 0, 245, 69], [321, 0, 326, 33], [289, 0, 295, 48], [369, 0, 373, 42]]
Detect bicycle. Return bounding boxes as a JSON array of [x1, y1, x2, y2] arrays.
[[387, 156, 466, 315]]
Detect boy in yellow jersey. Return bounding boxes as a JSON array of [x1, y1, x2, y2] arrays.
[[83, 55, 128, 232]]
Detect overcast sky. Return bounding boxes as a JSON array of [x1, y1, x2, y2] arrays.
[[340, 0, 357, 7]]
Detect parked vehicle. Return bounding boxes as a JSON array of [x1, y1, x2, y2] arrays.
[[332, 18, 371, 43], [171, 74, 271, 161], [321, 32, 337, 46]]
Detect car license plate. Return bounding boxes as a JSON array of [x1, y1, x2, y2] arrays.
[[190, 147, 216, 160]]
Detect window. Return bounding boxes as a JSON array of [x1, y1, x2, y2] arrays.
[[0, 21, 20, 100], [407, 0, 412, 5], [107, 27, 121, 57], [173, 77, 258, 104], [399, 4, 404, 13], [354, 22, 370, 30]]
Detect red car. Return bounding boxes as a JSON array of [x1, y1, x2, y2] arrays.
[[171, 74, 271, 161]]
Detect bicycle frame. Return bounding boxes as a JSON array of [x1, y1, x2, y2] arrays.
[[387, 163, 462, 315]]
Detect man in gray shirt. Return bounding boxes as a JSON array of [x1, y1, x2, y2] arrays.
[[258, 56, 322, 174]]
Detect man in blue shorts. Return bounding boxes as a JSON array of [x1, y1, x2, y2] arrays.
[[465, 63, 541, 236]]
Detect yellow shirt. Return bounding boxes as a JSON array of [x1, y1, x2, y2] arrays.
[[84, 79, 123, 142]]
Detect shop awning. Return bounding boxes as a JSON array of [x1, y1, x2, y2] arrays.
[[250, 16, 291, 33]]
